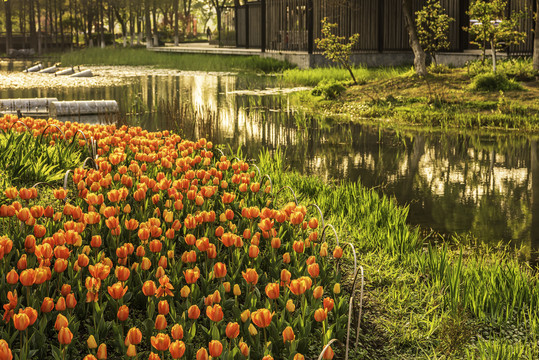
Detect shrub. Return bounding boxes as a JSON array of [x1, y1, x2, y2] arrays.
[[311, 80, 346, 100], [470, 73, 523, 92]]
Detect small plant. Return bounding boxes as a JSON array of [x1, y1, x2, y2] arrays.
[[415, 0, 454, 66], [470, 72, 523, 91], [311, 80, 346, 100], [315, 18, 360, 84]]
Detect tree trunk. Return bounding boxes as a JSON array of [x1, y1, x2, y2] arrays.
[[37, 0, 42, 54], [402, 0, 427, 76], [5, 0, 13, 55], [491, 39, 497, 73], [173, 0, 179, 46], [145, 0, 151, 48], [29, 0, 37, 51], [533, 0, 539, 71], [216, 6, 222, 47], [152, 0, 158, 46]]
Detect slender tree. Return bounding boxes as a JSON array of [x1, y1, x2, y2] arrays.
[[533, 0, 539, 71], [415, 0, 454, 66], [465, 0, 527, 72], [402, 0, 427, 76], [4, 0, 13, 55]]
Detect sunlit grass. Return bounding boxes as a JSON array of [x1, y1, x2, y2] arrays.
[[57, 47, 294, 73]]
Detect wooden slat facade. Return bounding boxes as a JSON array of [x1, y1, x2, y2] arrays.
[[233, 0, 534, 55]]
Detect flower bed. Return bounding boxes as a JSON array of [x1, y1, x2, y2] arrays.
[[0, 116, 357, 360]]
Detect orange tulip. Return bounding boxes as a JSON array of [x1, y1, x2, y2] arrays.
[[156, 275, 174, 297], [205, 304, 224, 322], [155, 314, 168, 330], [13, 313, 30, 331], [248, 245, 259, 258], [0, 339, 12, 360], [118, 305, 129, 321], [280, 269, 291, 286], [54, 258, 68, 273], [289, 279, 307, 296], [188, 305, 200, 320], [242, 268, 258, 285], [323, 297, 335, 312], [126, 344, 137, 357], [158, 300, 170, 315], [333, 246, 343, 259], [171, 324, 183, 340], [293, 240, 304, 253], [208, 340, 223, 358], [41, 297, 54, 313], [183, 269, 200, 284], [97, 343, 107, 359], [54, 314, 69, 330], [115, 266, 130, 282], [313, 286, 324, 299], [19, 269, 35, 286], [322, 346, 335, 359], [213, 262, 227, 279], [91, 235, 102, 248], [89, 263, 110, 280], [314, 308, 327, 322], [251, 308, 273, 328], [225, 322, 239, 339], [151, 333, 171, 351], [108, 282, 128, 300], [142, 280, 156, 296], [66, 293, 77, 309], [126, 327, 142, 345], [196, 348, 208, 360], [282, 326, 295, 343], [169, 340, 186, 359], [58, 326, 73, 345], [6, 270, 18, 285], [265, 283, 280, 300], [239, 342, 249, 357], [307, 263, 320, 278]]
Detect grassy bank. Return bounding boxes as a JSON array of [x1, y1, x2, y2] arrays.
[[56, 47, 294, 73], [289, 60, 539, 131], [258, 148, 539, 359]]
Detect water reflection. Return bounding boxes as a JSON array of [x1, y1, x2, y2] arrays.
[[1, 67, 538, 259]]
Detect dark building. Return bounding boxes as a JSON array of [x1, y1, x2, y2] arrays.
[[228, 0, 535, 56]]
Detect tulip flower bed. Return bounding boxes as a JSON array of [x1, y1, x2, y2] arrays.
[[0, 116, 354, 360]]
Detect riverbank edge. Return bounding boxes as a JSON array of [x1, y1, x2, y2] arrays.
[[257, 149, 539, 359], [286, 68, 539, 132]]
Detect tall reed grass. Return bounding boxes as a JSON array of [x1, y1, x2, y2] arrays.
[[280, 66, 410, 87]]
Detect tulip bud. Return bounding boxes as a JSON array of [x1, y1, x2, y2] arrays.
[[333, 283, 341, 294], [180, 285, 190, 298], [87, 335, 98, 349], [240, 309, 250, 322], [248, 323, 258, 336], [286, 299, 295, 312], [97, 343, 107, 359], [233, 284, 241, 296], [239, 341, 249, 357]]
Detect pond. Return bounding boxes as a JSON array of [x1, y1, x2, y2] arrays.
[[1, 61, 538, 262]]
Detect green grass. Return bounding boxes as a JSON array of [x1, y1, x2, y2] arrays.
[[280, 66, 410, 87], [257, 148, 539, 359], [56, 47, 294, 73]]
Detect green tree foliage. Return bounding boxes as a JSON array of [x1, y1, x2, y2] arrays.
[[465, 0, 527, 72], [415, 0, 454, 66], [315, 17, 360, 84]]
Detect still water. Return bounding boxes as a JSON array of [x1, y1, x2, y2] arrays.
[[1, 63, 538, 259]]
